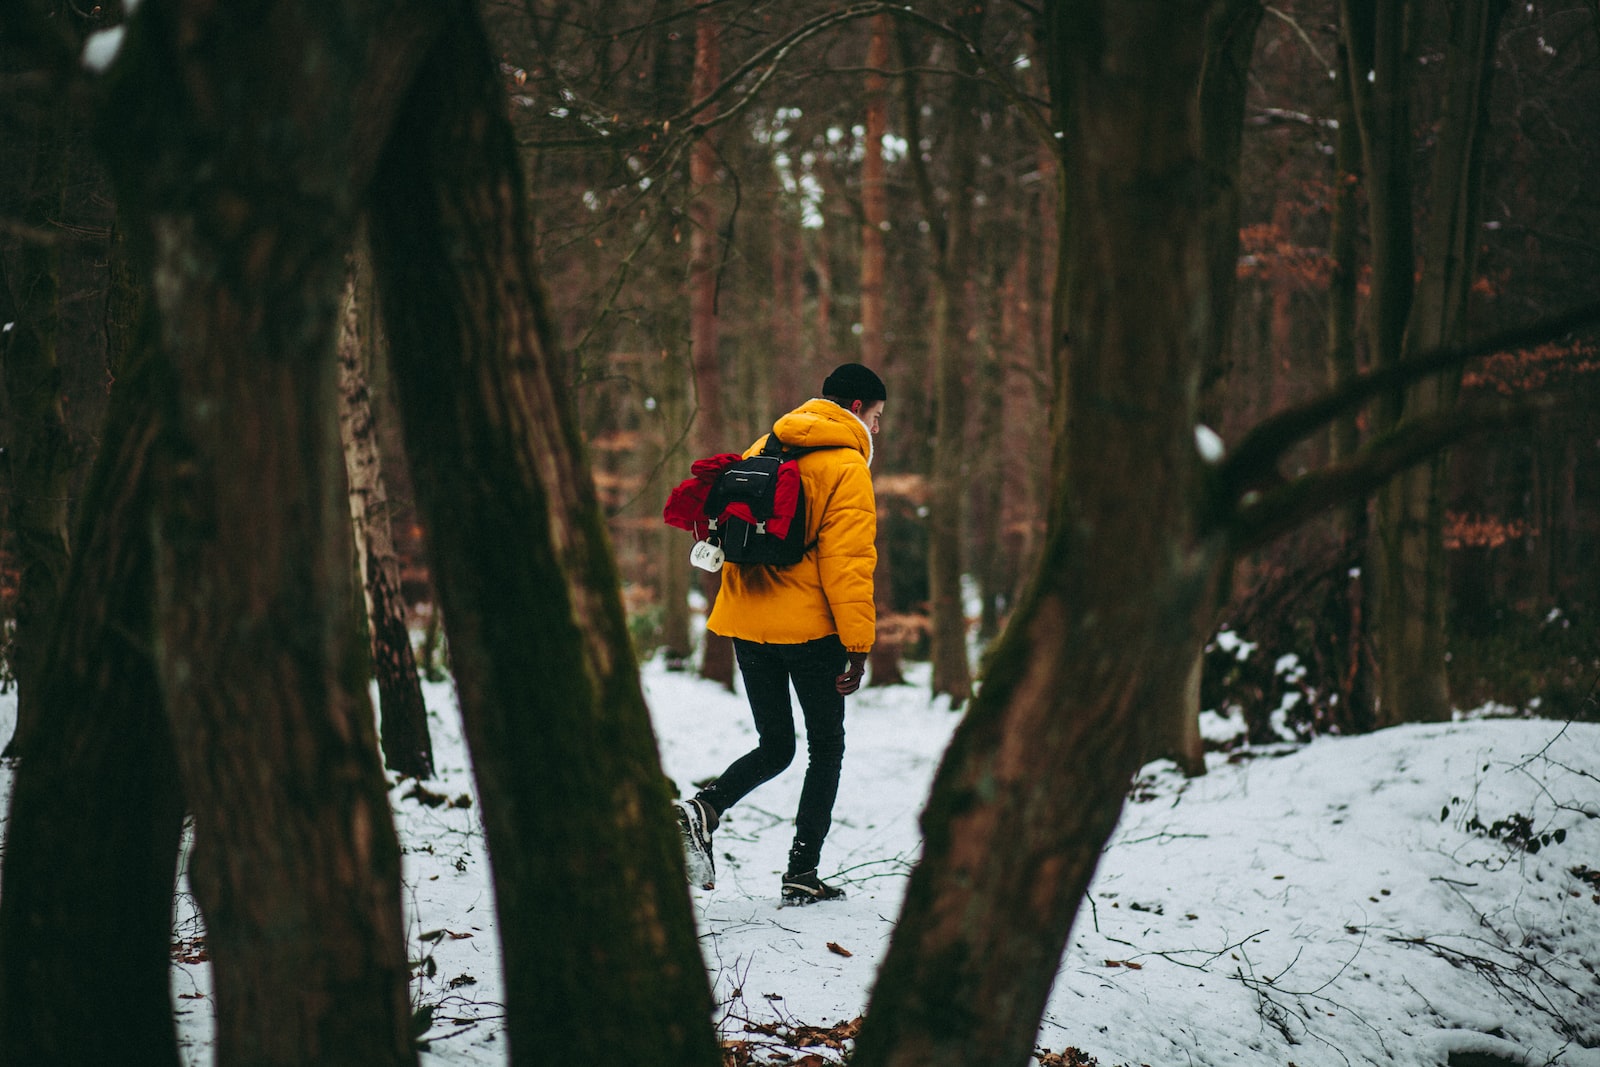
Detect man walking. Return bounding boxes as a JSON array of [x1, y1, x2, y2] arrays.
[[677, 363, 884, 904]]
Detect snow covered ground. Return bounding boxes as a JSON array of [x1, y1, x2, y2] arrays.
[[2, 658, 1597, 1066]]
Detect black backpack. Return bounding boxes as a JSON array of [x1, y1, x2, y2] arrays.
[[703, 434, 837, 567]]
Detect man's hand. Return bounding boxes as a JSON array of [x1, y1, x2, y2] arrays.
[[836, 651, 868, 695]]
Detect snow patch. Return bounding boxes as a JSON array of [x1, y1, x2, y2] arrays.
[[82, 27, 125, 73], [1194, 423, 1225, 463]]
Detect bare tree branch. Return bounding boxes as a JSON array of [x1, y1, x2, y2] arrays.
[[520, 1, 1059, 167], [1214, 298, 1600, 507], [1227, 395, 1563, 552]]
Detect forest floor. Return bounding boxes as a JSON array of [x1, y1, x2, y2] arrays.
[[2, 656, 1597, 1066]]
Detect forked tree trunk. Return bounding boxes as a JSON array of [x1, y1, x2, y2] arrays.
[[1342, 0, 1444, 727], [0, 292, 186, 1067], [94, 3, 437, 1061], [853, 5, 1230, 1063], [689, 12, 735, 689], [1358, 0, 1506, 726], [862, 14, 905, 687], [366, 6, 721, 1063], [1387, 0, 1505, 719], [338, 245, 435, 779]]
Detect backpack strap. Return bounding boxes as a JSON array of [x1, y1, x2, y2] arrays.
[[762, 429, 836, 461]]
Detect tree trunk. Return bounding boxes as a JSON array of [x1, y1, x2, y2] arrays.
[[973, 336, 1006, 644], [925, 4, 986, 709], [1326, 41, 1364, 474], [689, 12, 735, 689], [854, 5, 1230, 1063], [1366, 0, 1506, 725], [96, 4, 437, 1062], [862, 14, 905, 688], [1342, 0, 1444, 727], [0, 91, 75, 757], [659, 338, 694, 668], [1153, 0, 1262, 776], [365, 6, 721, 1063], [1325, 38, 1378, 735], [0, 270, 186, 1067], [338, 243, 435, 780]]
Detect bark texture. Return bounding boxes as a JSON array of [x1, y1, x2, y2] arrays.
[[338, 247, 435, 780], [690, 13, 735, 689], [854, 5, 1229, 1064], [0, 73, 77, 755], [0, 314, 186, 1067], [924, 4, 985, 708], [1155, 0, 1263, 776], [366, 7, 721, 1063], [93, 3, 439, 1062], [862, 14, 905, 687], [659, 335, 694, 666], [1354, 0, 1506, 725]]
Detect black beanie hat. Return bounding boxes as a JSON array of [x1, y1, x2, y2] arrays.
[[821, 362, 887, 404]]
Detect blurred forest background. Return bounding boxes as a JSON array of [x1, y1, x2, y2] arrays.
[[495, 0, 1600, 732], [5, 0, 1599, 733]]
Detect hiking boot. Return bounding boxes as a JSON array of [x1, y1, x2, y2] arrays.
[[780, 868, 845, 905], [675, 797, 718, 890]]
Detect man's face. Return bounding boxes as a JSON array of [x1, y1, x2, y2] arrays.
[[853, 400, 884, 435]]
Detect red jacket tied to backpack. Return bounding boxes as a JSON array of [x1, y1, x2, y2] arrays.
[[705, 399, 877, 653]]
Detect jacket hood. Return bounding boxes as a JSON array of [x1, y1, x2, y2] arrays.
[[771, 398, 874, 465]]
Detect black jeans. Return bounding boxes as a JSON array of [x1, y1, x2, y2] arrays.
[[697, 634, 847, 873]]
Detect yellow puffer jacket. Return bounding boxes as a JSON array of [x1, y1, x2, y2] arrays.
[[706, 399, 877, 652]]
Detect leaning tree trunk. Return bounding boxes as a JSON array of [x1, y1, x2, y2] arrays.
[[861, 13, 906, 687], [853, 5, 1231, 1064], [338, 243, 435, 780], [0, 273, 186, 1067], [94, 3, 438, 1062], [365, 6, 721, 1064]]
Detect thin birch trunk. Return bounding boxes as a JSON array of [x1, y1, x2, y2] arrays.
[[338, 246, 435, 780]]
